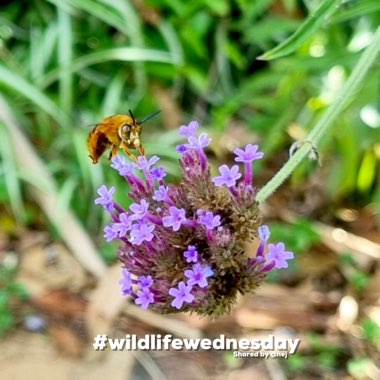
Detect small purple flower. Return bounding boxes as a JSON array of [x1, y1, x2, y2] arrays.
[[151, 167, 166, 182], [256, 225, 270, 258], [212, 165, 241, 187], [135, 288, 155, 309], [258, 225, 270, 241], [111, 155, 126, 171], [136, 155, 160, 171], [104, 225, 118, 242], [119, 268, 132, 295], [129, 221, 155, 245], [199, 211, 221, 230], [234, 144, 264, 163], [169, 281, 194, 309], [95, 185, 115, 211], [176, 144, 187, 154], [162, 206, 187, 231], [183, 245, 198, 263], [185, 263, 214, 288], [266, 243, 294, 269], [153, 185, 168, 202], [114, 212, 133, 237], [111, 156, 136, 176], [233, 144, 263, 186], [186, 133, 211, 150], [139, 275, 153, 289], [179, 121, 199, 137], [129, 199, 149, 220]]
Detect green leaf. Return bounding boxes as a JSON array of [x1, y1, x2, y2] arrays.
[[258, 0, 342, 60]]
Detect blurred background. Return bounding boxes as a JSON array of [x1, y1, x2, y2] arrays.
[[0, 0, 379, 379]]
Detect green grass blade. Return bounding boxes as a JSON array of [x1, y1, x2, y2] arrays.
[[0, 123, 26, 223], [56, 176, 78, 221], [332, 0, 380, 23], [103, 0, 147, 101], [101, 71, 125, 116], [30, 23, 58, 82], [0, 65, 70, 126], [258, 0, 342, 61], [57, 8, 73, 119], [46, 0, 128, 35], [40, 47, 178, 88]]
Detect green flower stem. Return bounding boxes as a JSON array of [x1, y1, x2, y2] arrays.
[[256, 26, 380, 203]]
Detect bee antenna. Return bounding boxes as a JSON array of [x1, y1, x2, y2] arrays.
[[140, 110, 160, 124], [128, 109, 136, 124]]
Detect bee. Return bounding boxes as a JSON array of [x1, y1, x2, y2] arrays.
[[87, 110, 159, 164]]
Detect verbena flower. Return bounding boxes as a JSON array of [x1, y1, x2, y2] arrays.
[[135, 288, 155, 310], [119, 268, 132, 295], [212, 164, 241, 187], [199, 211, 221, 230], [183, 245, 198, 263], [95, 185, 115, 211], [184, 263, 213, 288], [179, 121, 199, 137], [95, 120, 294, 318], [169, 282, 195, 309], [266, 243, 294, 269], [162, 206, 187, 231]]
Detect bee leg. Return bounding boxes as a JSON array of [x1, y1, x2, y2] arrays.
[[120, 142, 138, 163], [108, 145, 119, 160], [137, 144, 145, 157]]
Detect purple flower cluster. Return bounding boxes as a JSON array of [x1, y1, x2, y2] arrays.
[[95, 121, 294, 317]]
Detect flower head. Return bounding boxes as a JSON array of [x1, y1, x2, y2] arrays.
[[234, 144, 264, 163], [266, 243, 294, 269], [212, 165, 241, 187], [97, 120, 295, 318], [169, 282, 194, 309]]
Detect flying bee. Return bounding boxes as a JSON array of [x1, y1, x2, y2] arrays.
[[87, 110, 159, 164]]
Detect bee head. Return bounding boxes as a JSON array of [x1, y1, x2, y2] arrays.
[[118, 111, 142, 146]]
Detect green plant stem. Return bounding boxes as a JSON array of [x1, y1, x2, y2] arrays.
[[256, 26, 380, 203]]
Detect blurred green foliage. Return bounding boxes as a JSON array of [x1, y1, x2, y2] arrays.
[[286, 332, 346, 376], [0, 0, 379, 239], [0, 265, 29, 336]]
